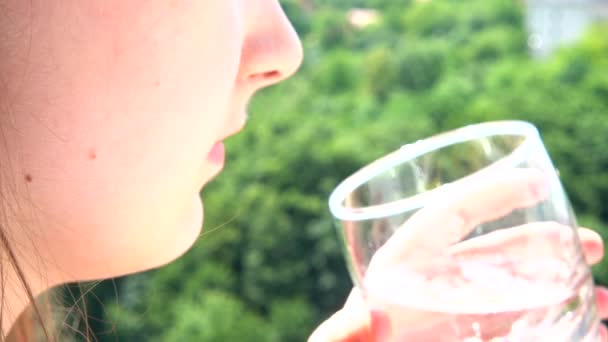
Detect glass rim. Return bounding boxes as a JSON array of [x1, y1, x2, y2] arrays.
[[328, 120, 541, 221]]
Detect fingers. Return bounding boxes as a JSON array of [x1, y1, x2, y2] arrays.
[[405, 225, 602, 268], [375, 168, 549, 264], [578, 228, 604, 265], [308, 310, 370, 342], [343, 287, 366, 309], [308, 289, 371, 342], [596, 287, 608, 320], [447, 222, 571, 263]]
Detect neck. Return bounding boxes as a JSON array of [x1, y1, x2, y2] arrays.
[[2, 259, 44, 338], [0, 238, 60, 339], [0, 192, 66, 338]]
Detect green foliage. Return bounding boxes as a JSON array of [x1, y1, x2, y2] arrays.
[[394, 41, 446, 91], [310, 10, 355, 49], [311, 49, 360, 93], [363, 46, 397, 99], [80, 1, 608, 341], [281, 0, 313, 36], [161, 292, 278, 342], [402, 1, 460, 38], [465, 26, 526, 62]]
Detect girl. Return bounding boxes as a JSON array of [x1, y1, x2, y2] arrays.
[[0, 1, 605, 341]]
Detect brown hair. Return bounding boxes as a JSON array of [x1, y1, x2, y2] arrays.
[[0, 220, 55, 341], [2, 268, 53, 340], [0, 203, 93, 340], [0, 3, 109, 340]]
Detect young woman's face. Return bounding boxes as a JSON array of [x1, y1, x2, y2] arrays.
[[0, 0, 302, 282]]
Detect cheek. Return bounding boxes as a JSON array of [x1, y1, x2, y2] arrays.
[[94, 1, 244, 211], [3, 1, 244, 277], [110, 1, 243, 181]]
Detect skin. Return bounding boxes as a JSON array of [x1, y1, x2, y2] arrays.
[[0, 0, 301, 333], [0, 1, 605, 340], [310, 235, 608, 341]]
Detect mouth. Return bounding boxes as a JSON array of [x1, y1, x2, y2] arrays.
[[206, 113, 247, 165], [206, 141, 226, 164]]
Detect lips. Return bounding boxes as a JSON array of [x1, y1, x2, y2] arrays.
[[206, 113, 247, 165], [207, 141, 225, 164]]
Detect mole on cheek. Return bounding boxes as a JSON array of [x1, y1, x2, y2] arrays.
[[88, 149, 97, 160], [24, 174, 33, 183]]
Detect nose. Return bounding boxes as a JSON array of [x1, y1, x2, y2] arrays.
[[238, 1, 303, 90]]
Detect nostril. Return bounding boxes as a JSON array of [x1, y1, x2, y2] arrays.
[[264, 70, 281, 79], [249, 70, 282, 82]]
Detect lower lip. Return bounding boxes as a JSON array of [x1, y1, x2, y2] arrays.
[[207, 142, 225, 164]]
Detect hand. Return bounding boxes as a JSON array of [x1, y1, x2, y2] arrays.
[[309, 232, 608, 342], [310, 169, 608, 341]]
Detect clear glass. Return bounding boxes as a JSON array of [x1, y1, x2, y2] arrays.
[[329, 121, 601, 341]]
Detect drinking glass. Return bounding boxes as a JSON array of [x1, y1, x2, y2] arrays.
[[329, 121, 600, 341]]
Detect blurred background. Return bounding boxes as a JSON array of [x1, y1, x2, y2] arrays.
[[66, 0, 608, 340]]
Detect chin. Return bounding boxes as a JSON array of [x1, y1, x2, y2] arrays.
[[151, 195, 204, 270], [176, 195, 205, 256], [103, 197, 204, 280]]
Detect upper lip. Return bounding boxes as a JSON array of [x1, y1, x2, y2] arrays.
[[218, 115, 247, 141]]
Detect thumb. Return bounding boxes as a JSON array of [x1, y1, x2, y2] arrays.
[[309, 289, 374, 342], [308, 309, 371, 342], [308, 288, 391, 342]]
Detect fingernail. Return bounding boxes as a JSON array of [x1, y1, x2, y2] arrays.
[[596, 287, 608, 319], [582, 239, 603, 265]]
